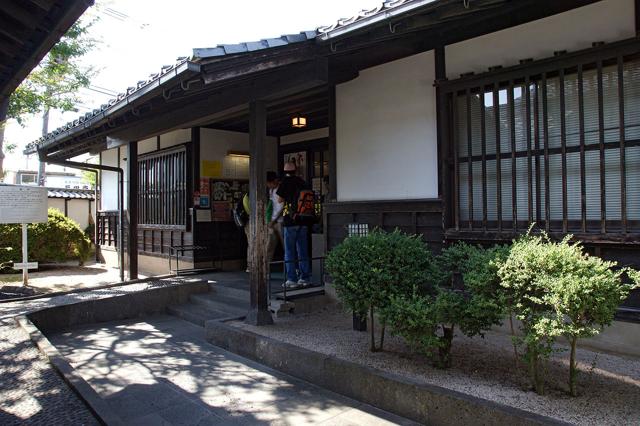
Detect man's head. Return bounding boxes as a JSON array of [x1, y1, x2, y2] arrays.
[[266, 171, 279, 189], [283, 161, 296, 175]]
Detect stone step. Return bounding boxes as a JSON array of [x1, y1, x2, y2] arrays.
[[208, 283, 250, 301], [189, 293, 248, 317], [166, 303, 232, 327]]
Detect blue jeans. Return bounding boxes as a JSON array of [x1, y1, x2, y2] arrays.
[[283, 225, 311, 282]]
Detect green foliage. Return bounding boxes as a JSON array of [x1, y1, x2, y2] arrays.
[[0, 209, 91, 269], [498, 231, 637, 395], [385, 242, 508, 368], [325, 229, 433, 351], [8, 21, 97, 123]]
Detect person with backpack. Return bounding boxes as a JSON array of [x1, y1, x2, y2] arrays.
[[277, 162, 315, 288], [232, 192, 251, 272]]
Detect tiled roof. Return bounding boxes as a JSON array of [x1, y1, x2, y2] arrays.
[[317, 0, 435, 40], [25, 31, 318, 154], [26, 0, 436, 154], [192, 31, 317, 59], [47, 187, 95, 199], [25, 57, 200, 154]]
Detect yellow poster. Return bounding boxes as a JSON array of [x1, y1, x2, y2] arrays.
[[201, 160, 222, 178]]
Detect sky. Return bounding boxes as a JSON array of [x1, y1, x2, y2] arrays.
[[5, 0, 382, 171]]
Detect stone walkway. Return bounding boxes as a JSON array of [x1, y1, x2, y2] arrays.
[[0, 279, 187, 425], [50, 315, 418, 425]]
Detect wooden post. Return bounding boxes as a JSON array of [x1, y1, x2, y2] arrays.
[[328, 86, 337, 202], [245, 100, 273, 326], [127, 141, 138, 280]]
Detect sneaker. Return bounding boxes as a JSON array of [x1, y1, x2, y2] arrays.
[[283, 280, 299, 289], [298, 279, 312, 288]]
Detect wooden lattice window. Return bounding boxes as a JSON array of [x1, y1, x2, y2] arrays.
[[443, 39, 640, 237], [138, 147, 187, 226]]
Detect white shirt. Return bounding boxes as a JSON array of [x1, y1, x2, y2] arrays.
[[270, 186, 284, 222]]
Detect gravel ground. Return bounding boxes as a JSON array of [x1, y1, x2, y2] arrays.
[[235, 305, 640, 426]]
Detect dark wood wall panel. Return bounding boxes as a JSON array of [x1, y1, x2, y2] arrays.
[[325, 200, 444, 253]]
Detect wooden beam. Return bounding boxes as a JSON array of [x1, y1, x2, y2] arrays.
[[127, 141, 138, 279], [328, 85, 337, 201], [245, 100, 273, 326], [107, 59, 328, 143], [636, 0, 640, 35]]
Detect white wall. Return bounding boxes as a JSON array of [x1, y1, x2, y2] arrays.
[[446, 0, 635, 79], [100, 148, 119, 211], [280, 127, 329, 145], [200, 128, 277, 178], [138, 136, 156, 155], [336, 50, 438, 202], [160, 128, 190, 149]]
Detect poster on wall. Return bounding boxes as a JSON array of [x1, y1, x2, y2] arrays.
[[201, 160, 222, 178], [212, 201, 232, 221], [283, 151, 307, 179]]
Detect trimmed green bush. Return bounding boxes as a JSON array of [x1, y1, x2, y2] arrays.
[[325, 229, 434, 351], [0, 208, 91, 270], [498, 232, 638, 396], [385, 242, 508, 368]]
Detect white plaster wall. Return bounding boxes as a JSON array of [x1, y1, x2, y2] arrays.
[[100, 148, 119, 211], [138, 137, 156, 155], [336, 50, 438, 201], [48, 198, 65, 214], [66, 199, 93, 230], [160, 128, 190, 149], [280, 127, 329, 145], [446, 0, 635, 79], [200, 128, 277, 177]]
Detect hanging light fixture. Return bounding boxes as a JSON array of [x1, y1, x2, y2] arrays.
[[291, 114, 307, 129]]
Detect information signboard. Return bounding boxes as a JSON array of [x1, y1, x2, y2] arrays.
[[0, 185, 48, 224]]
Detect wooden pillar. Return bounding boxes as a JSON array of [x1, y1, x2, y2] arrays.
[[636, 0, 640, 35], [245, 100, 273, 326], [328, 85, 337, 202], [435, 46, 451, 230], [127, 141, 138, 280]]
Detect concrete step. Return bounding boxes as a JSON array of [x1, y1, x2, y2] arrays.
[[189, 293, 249, 317], [208, 283, 250, 301], [166, 303, 232, 327]]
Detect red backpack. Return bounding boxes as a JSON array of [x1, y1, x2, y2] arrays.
[[293, 189, 316, 220]]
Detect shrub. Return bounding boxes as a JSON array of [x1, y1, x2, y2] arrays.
[[325, 229, 434, 351], [498, 231, 638, 396], [385, 243, 508, 368], [0, 208, 91, 269]]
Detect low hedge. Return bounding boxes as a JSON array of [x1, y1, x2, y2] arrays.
[[0, 208, 91, 270]]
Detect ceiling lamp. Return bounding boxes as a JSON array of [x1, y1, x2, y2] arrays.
[[291, 114, 307, 129]]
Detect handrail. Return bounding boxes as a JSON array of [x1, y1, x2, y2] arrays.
[[268, 256, 325, 304]]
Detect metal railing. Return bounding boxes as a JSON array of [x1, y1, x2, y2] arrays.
[[268, 256, 325, 304]]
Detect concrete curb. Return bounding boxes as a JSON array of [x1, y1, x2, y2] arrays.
[[0, 273, 176, 304], [15, 315, 124, 426], [205, 320, 570, 426], [28, 278, 209, 334]]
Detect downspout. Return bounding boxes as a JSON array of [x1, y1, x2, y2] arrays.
[[43, 157, 125, 282]]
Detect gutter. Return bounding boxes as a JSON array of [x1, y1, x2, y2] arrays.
[[24, 61, 201, 156], [317, 0, 439, 42], [44, 158, 125, 283]]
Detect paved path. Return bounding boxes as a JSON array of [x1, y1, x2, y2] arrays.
[[50, 315, 418, 425], [0, 279, 188, 425]]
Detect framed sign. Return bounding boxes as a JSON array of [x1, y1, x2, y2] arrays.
[[0, 185, 48, 224]]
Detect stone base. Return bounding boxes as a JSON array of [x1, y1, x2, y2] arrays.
[[244, 308, 274, 326]]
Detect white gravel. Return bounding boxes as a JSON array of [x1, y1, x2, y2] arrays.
[[234, 305, 640, 426]]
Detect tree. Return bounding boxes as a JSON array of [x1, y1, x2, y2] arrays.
[[325, 229, 434, 352], [0, 19, 97, 179]]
